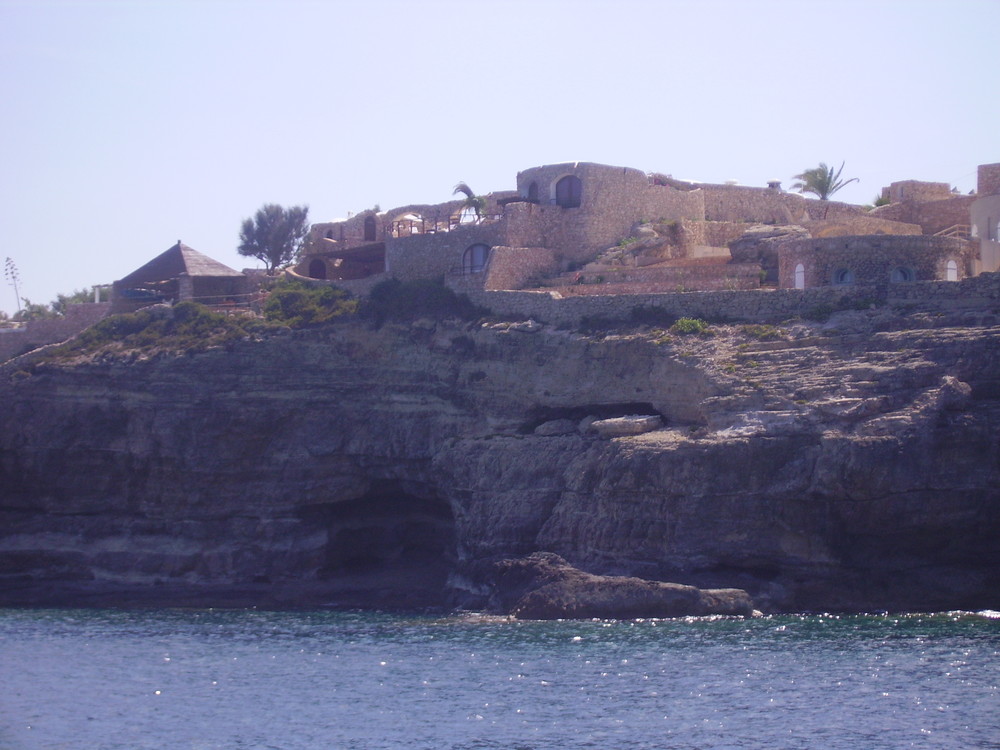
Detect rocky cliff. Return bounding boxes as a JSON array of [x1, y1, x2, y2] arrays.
[[1, 308, 998, 613]]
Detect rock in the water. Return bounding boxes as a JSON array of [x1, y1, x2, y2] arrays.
[[493, 552, 754, 619]]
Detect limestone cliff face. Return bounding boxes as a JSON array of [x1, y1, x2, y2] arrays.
[[1, 312, 998, 613]]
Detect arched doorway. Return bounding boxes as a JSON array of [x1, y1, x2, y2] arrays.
[[890, 266, 915, 283], [308, 258, 327, 280], [794, 263, 805, 290], [555, 175, 582, 208], [527, 181, 539, 202], [463, 244, 491, 274], [833, 268, 854, 285], [946, 260, 958, 281], [364, 216, 377, 242]]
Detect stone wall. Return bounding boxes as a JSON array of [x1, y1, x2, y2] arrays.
[[776, 235, 974, 289], [482, 246, 560, 291], [509, 163, 703, 263], [978, 163, 1000, 196], [698, 185, 867, 225], [885, 180, 953, 204], [460, 271, 1000, 327], [0, 303, 111, 362], [546, 261, 762, 295], [804, 216, 922, 238], [386, 221, 508, 280], [871, 196, 974, 235]]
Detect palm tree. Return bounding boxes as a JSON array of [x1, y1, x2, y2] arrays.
[[791, 162, 859, 200], [453, 182, 486, 223]]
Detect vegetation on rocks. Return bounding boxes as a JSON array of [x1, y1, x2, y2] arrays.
[[48, 302, 274, 357], [669, 317, 713, 336], [363, 278, 485, 325], [262, 280, 357, 327]]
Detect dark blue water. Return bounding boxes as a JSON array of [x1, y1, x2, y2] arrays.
[[1, 609, 998, 750]]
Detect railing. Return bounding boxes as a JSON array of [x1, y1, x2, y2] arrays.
[[187, 291, 268, 315], [934, 224, 971, 239], [388, 213, 503, 239]]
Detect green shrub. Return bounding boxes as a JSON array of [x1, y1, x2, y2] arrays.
[[803, 304, 835, 322], [263, 280, 357, 327], [669, 317, 712, 336], [50, 302, 273, 357], [363, 278, 484, 325], [739, 324, 785, 341]]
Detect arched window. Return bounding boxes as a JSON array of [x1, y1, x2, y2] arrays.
[[946, 259, 958, 281], [325, 229, 335, 240], [794, 263, 805, 290], [463, 244, 491, 274], [363, 216, 377, 242], [555, 175, 582, 208], [890, 266, 915, 283], [833, 268, 854, 285], [308, 259, 327, 280], [527, 181, 539, 202]]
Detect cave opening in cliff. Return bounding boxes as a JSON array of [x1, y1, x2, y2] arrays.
[[310, 480, 456, 607]]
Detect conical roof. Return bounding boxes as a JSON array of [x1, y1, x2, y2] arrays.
[[118, 241, 244, 284]]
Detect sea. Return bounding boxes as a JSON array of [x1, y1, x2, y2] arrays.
[[0, 608, 998, 750]]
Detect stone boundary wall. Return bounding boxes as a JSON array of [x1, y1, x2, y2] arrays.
[[0, 303, 111, 362], [545, 261, 762, 296], [698, 185, 866, 225], [461, 272, 1000, 327]]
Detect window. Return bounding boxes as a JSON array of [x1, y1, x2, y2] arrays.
[[527, 181, 539, 202], [308, 259, 327, 280], [946, 260, 958, 281], [833, 268, 854, 285], [463, 244, 491, 274], [364, 216, 377, 242], [325, 229, 335, 240], [889, 267, 915, 283], [555, 175, 582, 208], [794, 263, 805, 290]]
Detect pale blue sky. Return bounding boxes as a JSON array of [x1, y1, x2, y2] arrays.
[[1, 0, 997, 314]]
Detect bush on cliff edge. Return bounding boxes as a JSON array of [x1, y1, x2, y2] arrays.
[[363, 278, 485, 326], [57, 302, 273, 356], [262, 280, 358, 327]]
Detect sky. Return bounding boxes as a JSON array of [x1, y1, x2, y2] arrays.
[[1, 0, 997, 315]]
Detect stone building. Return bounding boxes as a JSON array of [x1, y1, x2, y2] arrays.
[[970, 163, 1000, 274], [777, 235, 973, 290], [294, 161, 991, 296]]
